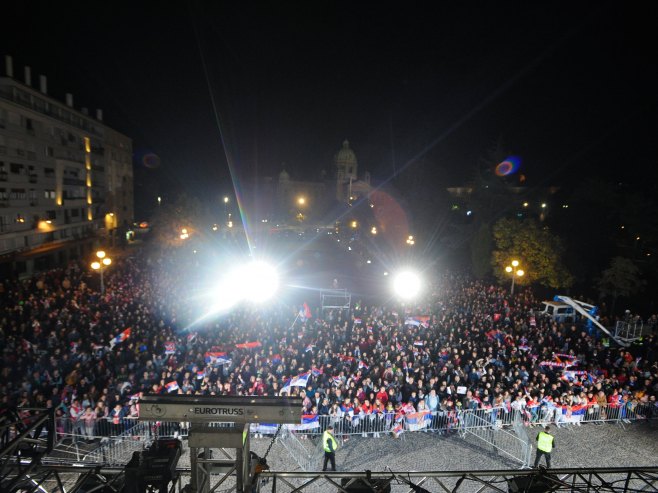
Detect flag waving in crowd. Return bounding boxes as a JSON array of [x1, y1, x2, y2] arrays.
[[299, 302, 312, 321], [110, 328, 131, 349]]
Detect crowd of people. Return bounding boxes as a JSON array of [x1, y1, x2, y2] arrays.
[[1, 245, 657, 441]]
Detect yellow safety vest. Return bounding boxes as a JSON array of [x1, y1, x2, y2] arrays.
[[323, 431, 338, 453], [537, 431, 553, 453]]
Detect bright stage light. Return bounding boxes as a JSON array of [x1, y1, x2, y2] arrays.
[[241, 261, 279, 303], [392, 270, 422, 300], [204, 260, 280, 317], [232, 261, 279, 303]]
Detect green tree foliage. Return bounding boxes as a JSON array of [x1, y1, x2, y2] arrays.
[[471, 222, 492, 278], [596, 257, 645, 315], [150, 193, 203, 245], [491, 218, 573, 289]]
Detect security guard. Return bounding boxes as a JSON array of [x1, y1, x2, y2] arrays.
[[534, 425, 555, 468], [322, 425, 338, 471]]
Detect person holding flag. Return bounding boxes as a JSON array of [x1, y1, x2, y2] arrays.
[[534, 425, 556, 468], [322, 425, 338, 471]]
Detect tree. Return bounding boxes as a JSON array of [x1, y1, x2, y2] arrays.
[[491, 218, 573, 289], [150, 193, 203, 246], [596, 257, 645, 316]]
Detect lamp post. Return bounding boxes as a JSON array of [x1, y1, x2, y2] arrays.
[[504, 259, 524, 295], [223, 196, 229, 226], [296, 196, 306, 223], [91, 250, 112, 294]]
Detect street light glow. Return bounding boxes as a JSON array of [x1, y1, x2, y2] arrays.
[[298, 197, 306, 205], [505, 260, 525, 295], [92, 250, 112, 294]]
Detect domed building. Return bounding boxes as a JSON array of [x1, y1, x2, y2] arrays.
[[334, 140, 358, 202], [256, 140, 372, 225]]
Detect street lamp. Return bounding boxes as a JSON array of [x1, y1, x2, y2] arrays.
[[504, 259, 524, 295], [223, 196, 230, 225], [91, 250, 112, 294]]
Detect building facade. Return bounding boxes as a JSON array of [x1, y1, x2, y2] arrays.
[[0, 56, 133, 278]]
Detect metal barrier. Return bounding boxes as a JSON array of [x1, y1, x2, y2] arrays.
[[51, 402, 656, 444], [459, 410, 531, 467], [277, 425, 324, 471]]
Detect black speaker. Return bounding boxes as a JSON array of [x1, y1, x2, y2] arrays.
[[507, 474, 555, 493], [340, 477, 391, 492]]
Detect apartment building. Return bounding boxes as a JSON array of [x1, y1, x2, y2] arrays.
[[0, 56, 133, 278]]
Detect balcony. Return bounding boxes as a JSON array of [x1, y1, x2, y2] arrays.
[[63, 177, 85, 186]]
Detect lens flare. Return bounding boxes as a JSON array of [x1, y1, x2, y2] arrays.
[[495, 156, 521, 176], [142, 153, 161, 169]]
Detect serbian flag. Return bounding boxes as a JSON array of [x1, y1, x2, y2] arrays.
[[339, 355, 355, 362], [299, 302, 312, 320], [165, 381, 179, 393], [291, 372, 310, 387], [305, 344, 315, 353], [110, 328, 131, 348], [405, 410, 431, 431], [366, 326, 373, 333], [404, 318, 420, 327], [236, 341, 262, 349], [205, 351, 227, 364], [332, 376, 343, 386], [354, 318, 362, 324], [358, 360, 369, 371], [271, 354, 282, 364], [410, 316, 430, 328], [164, 341, 176, 355], [392, 420, 404, 437], [196, 371, 205, 380], [295, 414, 320, 430], [311, 367, 323, 377], [413, 340, 424, 347]]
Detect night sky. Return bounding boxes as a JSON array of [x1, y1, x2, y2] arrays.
[[3, 2, 657, 217]]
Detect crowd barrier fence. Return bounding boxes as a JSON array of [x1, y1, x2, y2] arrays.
[[45, 401, 656, 446]]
